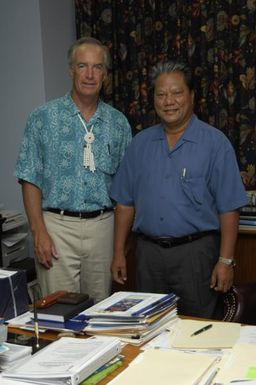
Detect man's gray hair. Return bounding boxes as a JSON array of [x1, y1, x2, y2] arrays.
[[67, 36, 111, 70], [150, 60, 193, 90]]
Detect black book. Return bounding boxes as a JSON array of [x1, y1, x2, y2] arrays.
[[32, 297, 94, 322]]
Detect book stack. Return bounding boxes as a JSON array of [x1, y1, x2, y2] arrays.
[[32, 296, 94, 322], [239, 205, 256, 231], [81, 291, 178, 345], [239, 192, 256, 230]]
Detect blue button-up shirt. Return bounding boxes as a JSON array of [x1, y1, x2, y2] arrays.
[[110, 115, 249, 237], [15, 92, 132, 211]]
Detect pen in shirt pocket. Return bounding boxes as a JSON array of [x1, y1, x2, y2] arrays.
[[181, 167, 187, 180], [107, 144, 111, 154]]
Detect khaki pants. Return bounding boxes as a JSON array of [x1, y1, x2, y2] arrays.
[[35, 210, 114, 303]]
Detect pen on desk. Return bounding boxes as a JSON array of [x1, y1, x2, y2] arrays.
[[230, 381, 256, 383], [191, 323, 213, 337], [33, 289, 40, 349]]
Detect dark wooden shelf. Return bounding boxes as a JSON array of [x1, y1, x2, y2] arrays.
[[234, 230, 256, 284]]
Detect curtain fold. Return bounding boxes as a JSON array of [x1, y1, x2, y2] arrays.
[[75, 0, 256, 190]]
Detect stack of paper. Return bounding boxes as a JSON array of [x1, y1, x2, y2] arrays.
[[2, 336, 121, 385], [81, 291, 178, 345], [0, 343, 32, 371]]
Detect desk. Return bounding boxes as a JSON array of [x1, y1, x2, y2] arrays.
[[7, 317, 256, 385], [7, 326, 141, 385]]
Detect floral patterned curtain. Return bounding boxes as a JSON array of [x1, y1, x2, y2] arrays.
[[75, 0, 256, 190]]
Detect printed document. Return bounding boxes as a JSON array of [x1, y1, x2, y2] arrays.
[[2, 336, 121, 385]]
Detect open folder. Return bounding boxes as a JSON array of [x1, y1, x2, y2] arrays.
[[2, 336, 121, 385]]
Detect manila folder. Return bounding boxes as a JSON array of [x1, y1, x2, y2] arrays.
[[108, 349, 218, 385]]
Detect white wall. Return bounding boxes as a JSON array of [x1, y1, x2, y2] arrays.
[[0, 0, 76, 212]]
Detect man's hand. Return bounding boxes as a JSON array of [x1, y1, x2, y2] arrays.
[[21, 182, 58, 269], [212, 209, 239, 292], [111, 203, 135, 285], [210, 261, 234, 292], [111, 253, 127, 284], [33, 228, 58, 269]]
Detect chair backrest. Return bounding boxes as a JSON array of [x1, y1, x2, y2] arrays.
[[223, 282, 256, 325]]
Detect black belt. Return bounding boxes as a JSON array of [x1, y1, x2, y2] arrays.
[[138, 231, 218, 248], [46, 207, 113, 219]]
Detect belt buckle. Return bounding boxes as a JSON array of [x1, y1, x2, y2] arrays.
[[158, 239, 173, 248]]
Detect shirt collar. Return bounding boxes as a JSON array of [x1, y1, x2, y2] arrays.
[[64, 92, 106, 124], [63, 92, 79, 115], [181, 114, 199, 144], [152, 114, 199, 144]]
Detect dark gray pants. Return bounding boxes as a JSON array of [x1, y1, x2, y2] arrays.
[[135, 233, 223, 319]]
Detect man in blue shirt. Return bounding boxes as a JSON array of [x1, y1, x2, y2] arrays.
[[15, 37, 131, 303], [110, 60, 248, 318]]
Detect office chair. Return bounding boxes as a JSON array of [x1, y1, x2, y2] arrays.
[[223, 282, 256, 325]]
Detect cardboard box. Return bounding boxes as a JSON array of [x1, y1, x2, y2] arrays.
[[0, 269, 29, 320]]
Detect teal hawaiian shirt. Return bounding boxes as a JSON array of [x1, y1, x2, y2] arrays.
[[15, 92, 132, 211]]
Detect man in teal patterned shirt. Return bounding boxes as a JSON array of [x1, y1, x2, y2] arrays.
[[15, 37, 132, 302]]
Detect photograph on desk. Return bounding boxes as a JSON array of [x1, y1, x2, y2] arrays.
[[81, 291, 178, 319]]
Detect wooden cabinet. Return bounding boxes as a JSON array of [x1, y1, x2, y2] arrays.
[[234, 229, 256, 284]]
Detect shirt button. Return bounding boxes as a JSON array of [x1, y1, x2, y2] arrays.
[[160, 217, 164, 221]]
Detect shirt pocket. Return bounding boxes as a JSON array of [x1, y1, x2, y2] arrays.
[[181, 176, 205, 208], [96, 144, 120, 176]]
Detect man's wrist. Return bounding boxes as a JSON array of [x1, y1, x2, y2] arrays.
[[218, 256, 236, 267]]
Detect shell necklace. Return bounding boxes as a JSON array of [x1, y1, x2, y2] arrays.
[[78, 113, 96, 172]]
